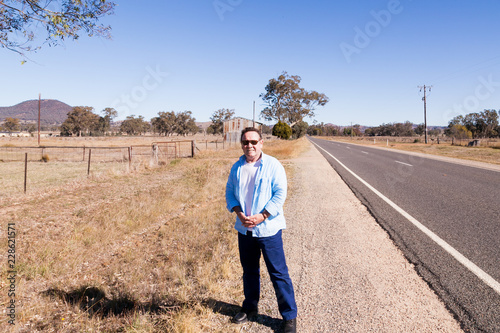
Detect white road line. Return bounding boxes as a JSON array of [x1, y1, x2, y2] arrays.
[[362, 151, 369, 154], [395, 161, 413, 167], [311, 140, 500, 295]]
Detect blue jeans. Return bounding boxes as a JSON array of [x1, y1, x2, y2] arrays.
[[238, 229, 297, 320]]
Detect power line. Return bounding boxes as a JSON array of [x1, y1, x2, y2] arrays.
[[430, 55, 500, 85]]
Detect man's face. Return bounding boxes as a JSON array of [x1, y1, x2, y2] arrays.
[[241, 131, 263, 163]]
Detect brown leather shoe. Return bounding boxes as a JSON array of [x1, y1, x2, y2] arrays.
[[284, 318, 297, 333]]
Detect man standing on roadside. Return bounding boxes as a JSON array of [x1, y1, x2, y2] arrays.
[[225, 127, 297, 333]]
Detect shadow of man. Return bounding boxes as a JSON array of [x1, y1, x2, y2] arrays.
[[202, 298, 284, 332]]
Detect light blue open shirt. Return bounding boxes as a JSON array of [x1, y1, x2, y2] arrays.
[[226, 152, 287, 237]]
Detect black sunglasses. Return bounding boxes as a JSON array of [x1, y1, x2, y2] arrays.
[[241, 140, 260, 146]]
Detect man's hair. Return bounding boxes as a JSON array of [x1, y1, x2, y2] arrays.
[[240, 127, 262, 142]]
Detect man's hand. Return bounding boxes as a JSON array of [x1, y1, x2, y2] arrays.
[[233, 206, 267, 228], [241, 213, 266, 228]]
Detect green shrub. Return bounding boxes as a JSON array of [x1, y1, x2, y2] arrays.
[[272, 121, 292, 140]]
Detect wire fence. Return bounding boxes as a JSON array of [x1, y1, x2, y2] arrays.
[[0, 140, 201, 197]]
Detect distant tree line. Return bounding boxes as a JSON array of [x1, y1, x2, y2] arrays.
[[120, 115, 150, 136], [364, 121, 415, 137], [0, 117, 60, 134], [59, 106, 200, 137], [307, 123, 340, 136], [151, 111, 198, 136], [1, 117, 20, 133], [445, 109, 499, 139], [5, 108, 499, 142], [60, 107, 118, 136], [302, 111, 499, 140], [306, 121, 439, 139]]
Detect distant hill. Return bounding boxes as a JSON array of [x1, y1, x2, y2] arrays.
[[196, 121, 212, 130], [0, 99, 72, 125]]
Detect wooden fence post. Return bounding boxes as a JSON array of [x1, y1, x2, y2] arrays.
[[128, 147, 132, 170], [152, 143, 158, 164], [87, 149, 92, 176]]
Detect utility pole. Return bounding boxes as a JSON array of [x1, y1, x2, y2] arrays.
[[418, 85, 432, 144], [38, 93, 41, 146], [252, 101, 255, 128]]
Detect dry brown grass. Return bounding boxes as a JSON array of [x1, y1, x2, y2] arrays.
[[263, 136, 310, 160], [0, 136, 301, 332], [0, 161, 129, 204], [322, 136, 500, 165]]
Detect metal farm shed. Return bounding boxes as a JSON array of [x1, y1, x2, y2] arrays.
[[223, 117, 262, 144]]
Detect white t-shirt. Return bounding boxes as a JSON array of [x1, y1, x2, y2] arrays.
[[240, 159, 261, 218]]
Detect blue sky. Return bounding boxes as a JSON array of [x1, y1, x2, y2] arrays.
[[2, 0, 500, 126]]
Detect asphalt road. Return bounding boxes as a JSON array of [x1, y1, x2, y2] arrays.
[[308, 137, 500, 333]]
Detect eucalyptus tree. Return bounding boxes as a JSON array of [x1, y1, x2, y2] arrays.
[[60, 106, 99, 136], [260, 72, 328, 127], [152, 110, 198, 136], [175, 111, 198, 136], [2, 117, 20, 133], [208, 108, 234, 135], [152, 111, 177, 136], [100, 107, 117, 135], [0, 0, 115, 59], [120, 115, 150, 136]]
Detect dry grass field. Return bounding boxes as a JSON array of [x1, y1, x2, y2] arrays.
[[0, 136, 308, 333], [324, 136, 500, 165]]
